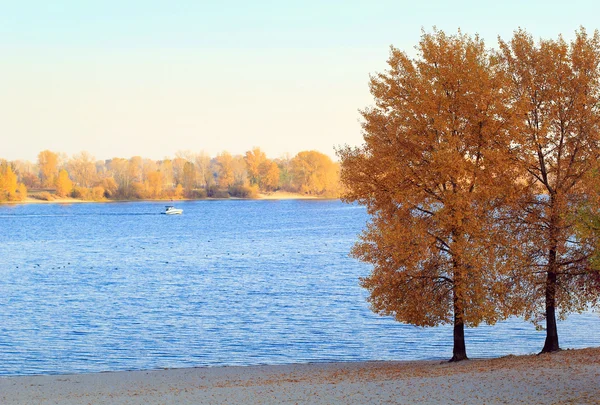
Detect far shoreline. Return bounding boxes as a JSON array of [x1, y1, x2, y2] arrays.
[[0, 191, 334, 206]]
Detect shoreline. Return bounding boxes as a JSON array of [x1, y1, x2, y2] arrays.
[[0, 191, 326, 205], [1, 347, 598, 404]]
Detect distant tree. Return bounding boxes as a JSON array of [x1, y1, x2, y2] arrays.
[[173, 183, 184, 199], [259, 160, 280, 191], [37, 150, 58, 188], [108, 158, 132, 198], [0, 162, 27, 201], [98, 177, 118, 199], [159, 159, 174, 189], [55, 169, 73, 197], [245, 147, 267, 186], [338, 30, 522, 361], [499, 28, 600, 353], [68, 151, 97, 188], [290, 151, 339, 196], [182, 161, 196, 195], [146, 171, 164, 198], [142, 159, 158, 181], [91, 186, 105, 201], [95, 160, 108, 176], [2, 165, 18, 195], [16, 183, 27, 200], [245, 147, 280, 192], [12, 160, 36, 184], [194, 151, 213, 190], [20, 172, 41, 189], [275, 154, 293, 191], [172, 157, 187, 186], [215, 152, 235, 189], [128, 156, 143, 184], [231, 155, 248, 186]]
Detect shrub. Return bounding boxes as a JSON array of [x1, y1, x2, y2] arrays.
[[188, 188, 207, 199], [229, 184, 260, 199], [211, 189, 230, 199], [91, 186, 105, 201], [32, 191, 54, 201]]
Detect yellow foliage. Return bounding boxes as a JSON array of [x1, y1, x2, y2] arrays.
[[17, 183, 27, 200], [91, 186, 105, 201], [55, 169, 73, 197], [37, 150, 58, 187], [245, 147, 267, 186], [33, 191, 54, 201], [258, 160, 280, 191], [215, 152, 235, 189], [146, 171, 164, 198], [339, 29, 525, 361], [174, 184, 184, 199], [290, 151, 339, 196], [98, 177, 118, 198], [0, 164, 27, 201]]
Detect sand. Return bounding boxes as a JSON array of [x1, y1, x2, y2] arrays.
[[258, 191, 319, 200], [1, 347, 599, 404]]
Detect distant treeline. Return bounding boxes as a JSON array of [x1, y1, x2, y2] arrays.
[[0, 148, 341, 202]]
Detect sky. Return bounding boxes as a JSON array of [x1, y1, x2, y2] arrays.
[[1, 0, 599, 162]]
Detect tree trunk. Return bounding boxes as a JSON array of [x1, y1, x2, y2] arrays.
[[541, 270, 560, 353], [450, 293, 468, 362], [541, 211, 560, 354]]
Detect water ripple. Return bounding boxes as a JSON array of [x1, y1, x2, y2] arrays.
[[0, 200, 598, 376]]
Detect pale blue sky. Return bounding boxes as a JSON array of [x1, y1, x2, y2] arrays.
[[2, 1, 599, 161]]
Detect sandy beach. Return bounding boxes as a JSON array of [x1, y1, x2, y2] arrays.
[[1, 347, 599, 404]]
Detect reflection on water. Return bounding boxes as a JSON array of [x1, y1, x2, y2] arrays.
[[0, 200, 598, 376]]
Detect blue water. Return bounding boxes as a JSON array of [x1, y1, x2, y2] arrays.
[[0, 200, 598, 376]]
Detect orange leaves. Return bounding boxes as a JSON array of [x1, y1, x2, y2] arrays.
[[499, 28, 600, 350], [244, 148, 281, 192], [55, 169, 73, 197], [340, 29, 532, 357], [4, 147, 340, 202], [342, 27, 600, 357], [37, 150, 58, 188], [0, 163, 27, 201], [289, 151, 340, 197]]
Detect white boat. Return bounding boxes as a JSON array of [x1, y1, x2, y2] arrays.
[[162, 206, 183, 215]]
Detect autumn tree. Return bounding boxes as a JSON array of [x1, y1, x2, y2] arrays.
[[183, 161, 196, 195], [55, 169, 73, 197], [108, 158, 132, 197], [68, 151, 97, 188], [245, 147, 280, 191], [37, 150, 58, 188], [128, 156, 143, 184], [275, 154, 293, 191], [259, 160, 280, 191], [245, 147, 267, 185], [499, 29, 600, 353], [97, 177, 118, 198], [13, 160, 36, 184], [231, 155, 248, 186], [172, 156, 188, 186], [159, 159, 175, 189], [339, 30, 522, 361], [20, 172, 41, 189], [146, 171, 164, 198], [215, 151, 235, 189], [0, 162, 27, 201], [194, 151, 213, 190], [290, 151, 339, 196]]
